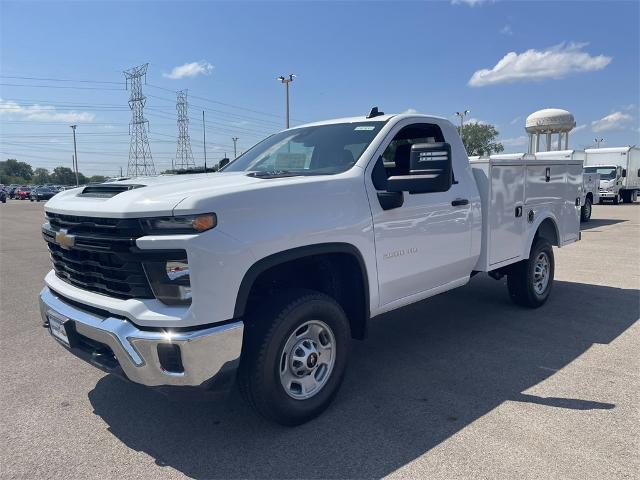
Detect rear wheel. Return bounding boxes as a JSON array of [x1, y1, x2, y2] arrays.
[[580, 196, 592, 222], [621, 191, 633, 203], [238, 289, 350, 426], [507, 238, 554, 308]]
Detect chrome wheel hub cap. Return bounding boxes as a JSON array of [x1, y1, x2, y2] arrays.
[[533, 252, 550, 295], [279, 320, 336, 400]]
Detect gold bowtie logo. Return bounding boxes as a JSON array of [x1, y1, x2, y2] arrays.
[[55, 229, 75, 249]]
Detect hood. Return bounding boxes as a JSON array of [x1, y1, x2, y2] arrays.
[[44, 172, 301, 218], [599, 178, 615, 189], [45, 172, 340, 218]]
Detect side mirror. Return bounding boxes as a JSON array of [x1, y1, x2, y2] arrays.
[[218, 158, 230, 169], [386, 143, 453, 194], [622, 168, 627, 178]]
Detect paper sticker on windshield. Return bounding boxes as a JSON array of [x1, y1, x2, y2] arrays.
[[354, 126, 375, 131]]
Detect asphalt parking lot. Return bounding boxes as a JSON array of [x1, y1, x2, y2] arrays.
[[1, 200, 638, 479]]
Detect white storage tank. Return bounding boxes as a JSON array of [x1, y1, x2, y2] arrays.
[[525, 109, 576, 154]]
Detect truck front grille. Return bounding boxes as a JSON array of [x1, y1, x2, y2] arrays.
[[43, 213, 155, 300]]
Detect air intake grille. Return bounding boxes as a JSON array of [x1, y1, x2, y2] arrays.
[[78, 184, 143, 198]]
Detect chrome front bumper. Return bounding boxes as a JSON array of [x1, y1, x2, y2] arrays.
[[39, 287, 244, 388]]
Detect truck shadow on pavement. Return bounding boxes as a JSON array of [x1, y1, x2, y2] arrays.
[[89, 276, 638, 479], [580, 218, 627, 230]]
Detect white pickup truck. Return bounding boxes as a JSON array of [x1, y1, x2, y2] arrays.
[[40, 111, 581, 425]]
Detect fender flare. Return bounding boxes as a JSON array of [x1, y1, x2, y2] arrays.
[[233, 242, 370, 320], [524, 212, 560, 259]]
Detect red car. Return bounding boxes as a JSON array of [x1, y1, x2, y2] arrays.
[[14, 187, 31, 200]]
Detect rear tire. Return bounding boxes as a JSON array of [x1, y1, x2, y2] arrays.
[[621, 191, 632, 203], [580, 196, 592, 222], [507, 238, 554, 308], [238, 289, 350, 426]]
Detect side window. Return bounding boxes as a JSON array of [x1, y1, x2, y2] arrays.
[[372, 123, 445, 190]]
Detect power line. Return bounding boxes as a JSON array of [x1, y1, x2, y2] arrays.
[[0, 74, 123, 85]]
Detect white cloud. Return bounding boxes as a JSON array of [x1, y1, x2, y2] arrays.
[[466, 117, 486, 125], [510, 116, 521, 125], [468, 42, 612, 87], [451, 0, 493, 6], [500, 25, 513, 35], [500, 136, 528, 147], [163, 60, 214, 80], [404, 108, 418, 114], [0, 98, 95, 122], [591, 112, 633, 132], [572, 124, 587, 133]]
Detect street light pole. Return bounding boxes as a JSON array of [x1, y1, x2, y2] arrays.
[[277, 74, 296, 129], [454, 110, 470, 139], [70, 125, 79, 186], [232, 137, 239, 158], [202, 110, 207, 171], [594, 137, 604, 148]]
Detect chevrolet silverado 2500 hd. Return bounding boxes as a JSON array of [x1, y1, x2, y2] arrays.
[[40, 112, 581, 425]]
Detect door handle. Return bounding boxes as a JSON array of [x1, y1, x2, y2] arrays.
[[451, 198, 469, 206]]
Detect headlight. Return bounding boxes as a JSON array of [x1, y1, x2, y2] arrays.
[[140, 213, 216, 235], [143, 259, 192, 305]]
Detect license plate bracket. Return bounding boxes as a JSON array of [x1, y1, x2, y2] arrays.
[[48, 309, 71, 347]]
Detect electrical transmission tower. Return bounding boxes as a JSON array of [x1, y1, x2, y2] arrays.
[[174, 90, 196, 170], [124, 63, 155, 176]]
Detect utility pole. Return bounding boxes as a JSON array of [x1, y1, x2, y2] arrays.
[[70, 124, 79, 186], [454, 110, 470, 140], [277, 74, 296, 129], [119, 166, 123, 177], [594, 137, 604, 148], [232, 137, 239, 158], [202, 110, 207, 171]]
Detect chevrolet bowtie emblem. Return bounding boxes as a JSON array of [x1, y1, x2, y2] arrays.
[[55, 229, 75, 249]]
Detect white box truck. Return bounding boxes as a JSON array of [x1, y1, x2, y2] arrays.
[[535, 150, 599, 221], [584, 146, 640, 204], [39, 111, 581, 425]]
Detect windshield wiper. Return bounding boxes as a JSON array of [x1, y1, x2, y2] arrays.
[[247, 170, 303, 179]]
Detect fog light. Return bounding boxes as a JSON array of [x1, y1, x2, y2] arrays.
[[143, 260, 192, 305]]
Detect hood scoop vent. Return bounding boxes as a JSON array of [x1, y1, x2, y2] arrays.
[[78, 184, 144, 198]]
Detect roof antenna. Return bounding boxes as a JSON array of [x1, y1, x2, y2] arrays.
[[367, 106, 385, 119]]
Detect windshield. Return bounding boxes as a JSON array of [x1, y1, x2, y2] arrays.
[[223, 122, 385, 175], [584, 166, 617, 180]]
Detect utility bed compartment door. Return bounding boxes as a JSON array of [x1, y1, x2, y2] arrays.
[[488, 164, 524, 265]]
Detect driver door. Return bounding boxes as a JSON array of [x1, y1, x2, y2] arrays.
[[366, 121, 473, 307]]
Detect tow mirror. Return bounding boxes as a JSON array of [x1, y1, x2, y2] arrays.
[[218, 158, 230, 169], [622, 168, 627, 178], [386, 143, 453, 194]]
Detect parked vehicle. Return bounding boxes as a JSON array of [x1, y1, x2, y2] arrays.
[[14, 187, 31, 200], [584, 146, 640, 204], [8, 185, 23, 199], [39, 111, 581, 425], [30, 187, 58, 202], [534, 150, 599, 221], [0, 189, 6, 204]]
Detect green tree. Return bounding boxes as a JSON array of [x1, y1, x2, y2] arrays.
[[50, 166, 77, 185], [88, 175, 107, 183], [0, 159, 33, 183], [460, 122, 504, 156], [33, 168, 51, 184]]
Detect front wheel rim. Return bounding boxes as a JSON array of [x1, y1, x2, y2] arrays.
[[533, 252, 550, 295], [279, 320, 336, 400], [585, 200, 591, 217]]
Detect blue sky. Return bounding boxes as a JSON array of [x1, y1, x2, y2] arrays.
[[1, 0, 639, 176]]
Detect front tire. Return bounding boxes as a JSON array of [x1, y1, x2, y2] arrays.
[[613, 193, 621, 205], [238, 289, 350, 426], [580, 196, 592, 222], [507, 238, 554, 308]]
